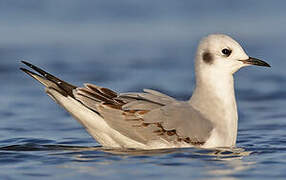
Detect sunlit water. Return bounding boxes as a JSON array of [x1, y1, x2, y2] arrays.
[[1, 1, 286, 179]]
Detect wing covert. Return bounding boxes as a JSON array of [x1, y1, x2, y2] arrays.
[[74, 83, 213, 146]]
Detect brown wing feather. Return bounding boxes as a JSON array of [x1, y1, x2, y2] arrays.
[[74, 84, 211, 146], [21, 61, 212, 146]]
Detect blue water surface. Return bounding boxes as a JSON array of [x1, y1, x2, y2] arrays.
[[0, 1, 286, 179]]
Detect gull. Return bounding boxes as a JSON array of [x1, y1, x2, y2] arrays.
[[20, 34, 270, 149]]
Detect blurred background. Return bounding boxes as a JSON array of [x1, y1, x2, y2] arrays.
[[1, 1, 283, 93], [0, 1, 286, 179]]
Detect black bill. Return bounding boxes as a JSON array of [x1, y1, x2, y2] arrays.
[[239, 57, 271, 67]]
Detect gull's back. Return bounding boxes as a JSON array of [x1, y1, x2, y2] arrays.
[[75, 85, 214, 148], [20, 61, 213, 149]]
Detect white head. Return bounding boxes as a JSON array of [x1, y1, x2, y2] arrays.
[[190, 34, 270, 147], [195, 34, 270, 75]]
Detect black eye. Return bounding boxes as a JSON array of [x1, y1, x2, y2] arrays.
[[222, 48, 232, 56]]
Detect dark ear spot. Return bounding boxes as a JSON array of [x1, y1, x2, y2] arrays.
[[202, 52, 213, 64]]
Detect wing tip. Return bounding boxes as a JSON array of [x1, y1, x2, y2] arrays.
[[20, 67, 41, 78], [21, 60, 31, 66], [20, 60, 76, 97]]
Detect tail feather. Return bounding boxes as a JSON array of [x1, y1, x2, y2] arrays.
[[20, 61, 77, 97]]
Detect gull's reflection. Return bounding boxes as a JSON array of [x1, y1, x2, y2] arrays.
[[65, 146, 254, 179], [93, 146, 254, 179], [0, 144, 255, 179], [191, 147, 254, 180]]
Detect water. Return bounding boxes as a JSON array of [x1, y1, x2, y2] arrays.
[[1, 1, 286, 179]]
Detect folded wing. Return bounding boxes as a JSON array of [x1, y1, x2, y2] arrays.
[[75, 84, 213, 146], [20, 61, 213, 147]]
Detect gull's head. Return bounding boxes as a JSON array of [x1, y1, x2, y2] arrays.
[[195, 34, 270, 75]]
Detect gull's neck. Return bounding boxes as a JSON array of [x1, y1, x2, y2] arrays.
[[189, 69, 238, 147]]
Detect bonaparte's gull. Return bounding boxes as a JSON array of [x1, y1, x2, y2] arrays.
[[20, 34, 270, 149]]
